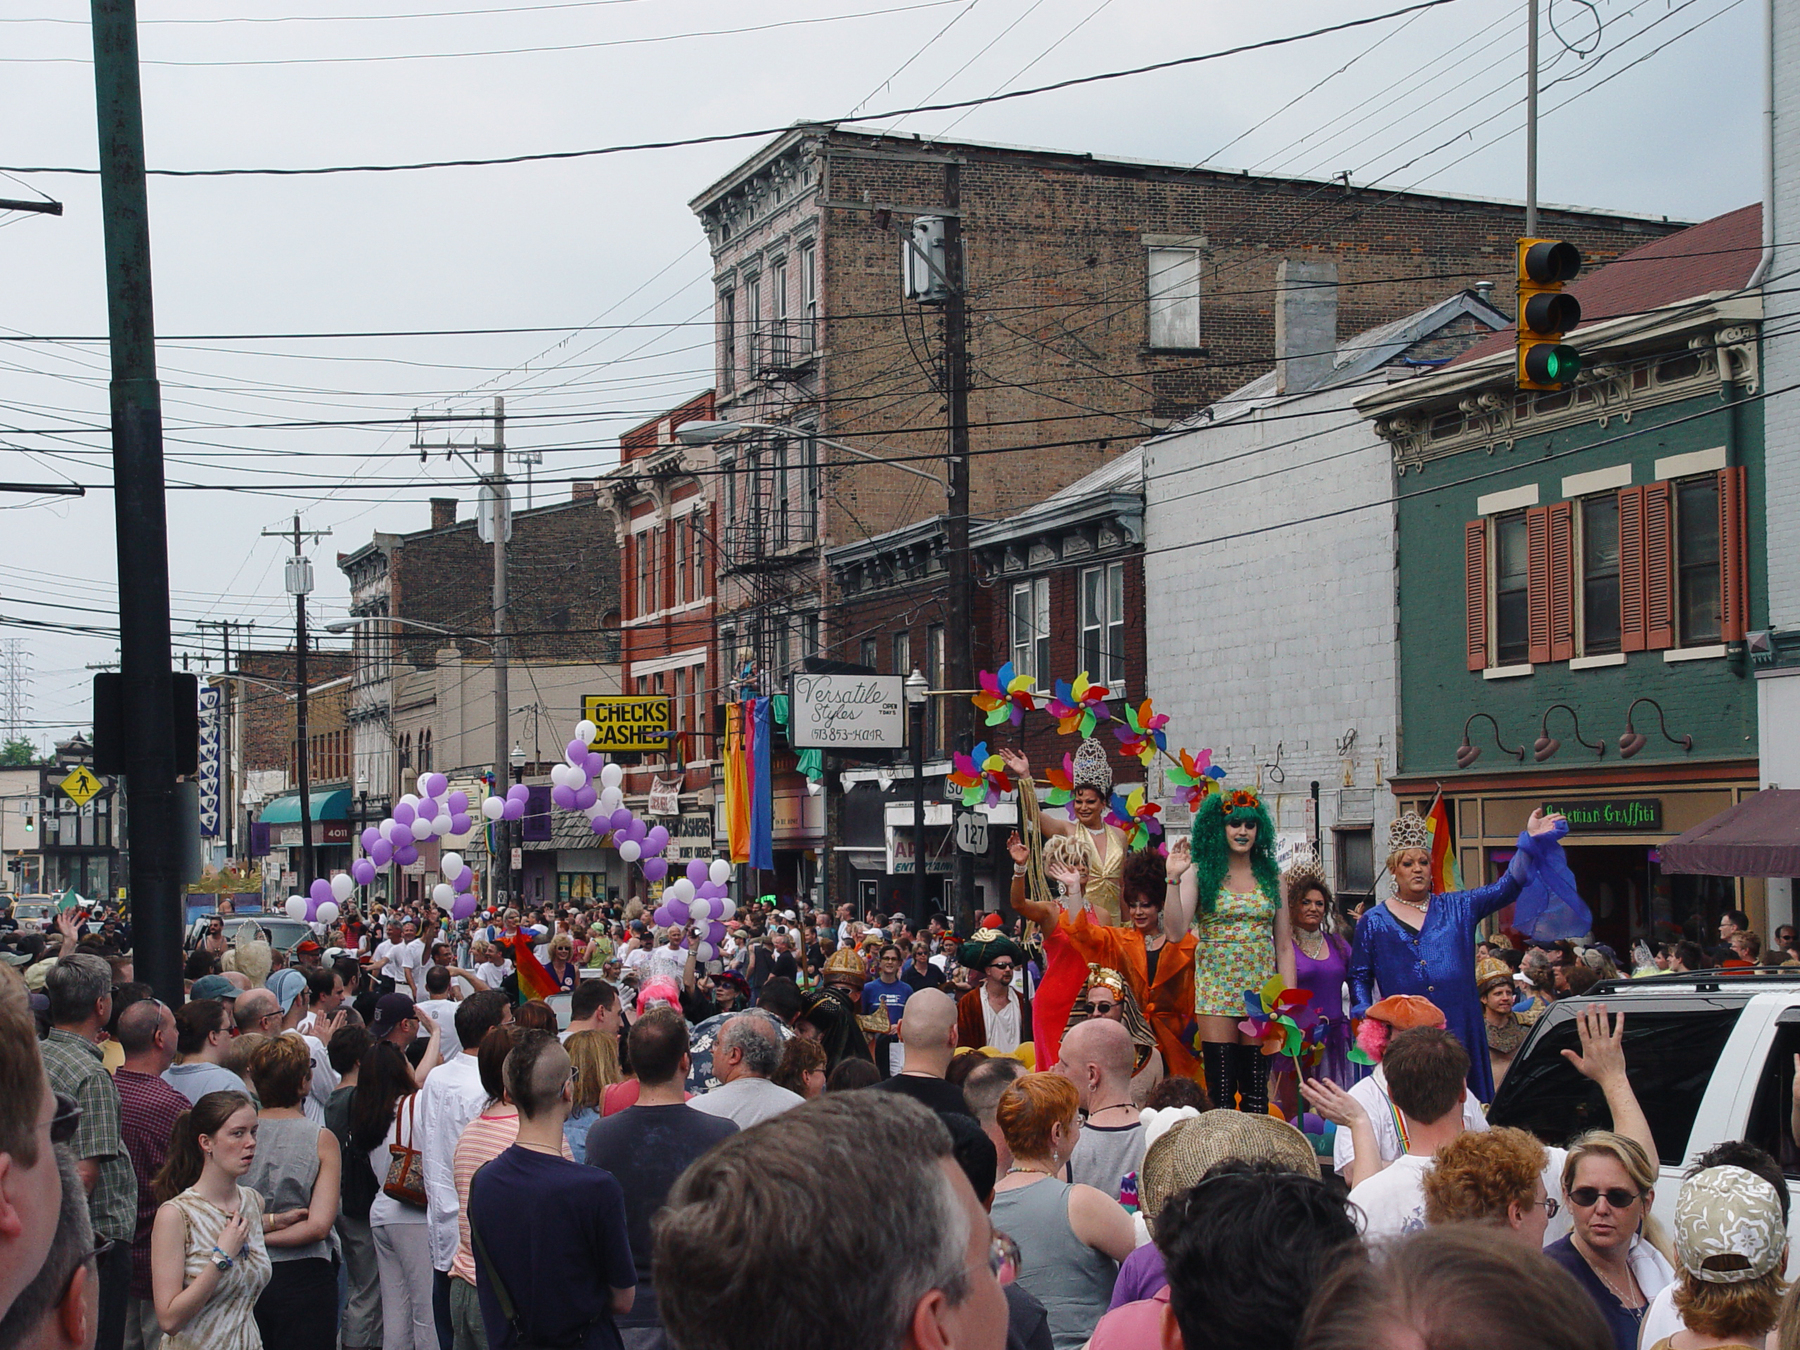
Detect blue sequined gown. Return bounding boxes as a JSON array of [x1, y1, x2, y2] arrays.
[[1348, 867, 1524, 1104]]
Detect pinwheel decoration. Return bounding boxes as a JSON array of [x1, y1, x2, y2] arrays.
[[949, 742, 1013, 808], [1238, 978, 1317, 1058], [1113, 698, 1170, 766], [1041, 753, 1077, 813], [1166, 747, 1226, 809], [1105, 787, 1164, 851], [1046, 672, 1112, 737], [972, 662, 1041, 728]]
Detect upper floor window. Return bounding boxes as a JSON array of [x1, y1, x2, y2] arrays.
[[799, 243, 817, 346], [675, 518, 690, 607], [1675, 475, 1722, 646], [1010, 578, 1049, 681], [1493, 510, 1531, 667], [892, 630, 911, 679], [1580, 495, 1621, 655], [1080, 562, 1127, 686], [772, 260, 788, 322], [718, 289, 736, 394], [1147, 248, 1201, 349], [860, 637, 878, 670]]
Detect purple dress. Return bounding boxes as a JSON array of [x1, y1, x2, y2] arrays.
[[1291, 931, 1363, 1086]]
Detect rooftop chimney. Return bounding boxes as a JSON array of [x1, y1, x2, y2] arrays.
[[1275, 257, 1338, 395], [430, 497, 456, 530], [572, 481, 598, 502]]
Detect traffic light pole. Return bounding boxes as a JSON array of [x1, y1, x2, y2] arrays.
[[1525, 0, 1539, 236], [943, 164, 977, 932], [90, 0, 183, 1005]]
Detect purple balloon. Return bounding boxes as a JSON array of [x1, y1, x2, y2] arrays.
[[507, 784, 530, 804], [370, 840, 393, 866], [685, 859, 709, 885], [351, 859, 377, 886], [624, 817, 647, 843], [309, 877, 332, 904], [454, 868, 474, 891], [642, 858, 668, 882], [450, 813, 471, 834], [447, 791, 469, 813], [360, 827, 381, 851], [590, 816, 609, 834], [566, 738, 588, 763], [395, 843, 419, 867], [698, 880, 726, 899], [502, 799, 525, 821], [417, 799, 440, 825], [645, 825, 669, 852], [451, 894, 478, 921], [574, 784, 597, 811], [392, 802, 416, 825], [609, 807, 633, 832], [584, 752, 606, 777], [705, 920, 725, 945], [551, 784, 576, 811]]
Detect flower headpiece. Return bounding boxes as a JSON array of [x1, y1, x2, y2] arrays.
[[1220, 787, 1262, 816], [1070, 737, 1113, 794], [1387, 812, 1433, 855]]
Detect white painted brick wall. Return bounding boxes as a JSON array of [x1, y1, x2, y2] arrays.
[[1767, 0, 1800, 626], [1143, 376, 1399, 878]]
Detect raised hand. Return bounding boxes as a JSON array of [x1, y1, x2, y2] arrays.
[[998, 747, 1031, 781], [1007, 831, 1028, 866]]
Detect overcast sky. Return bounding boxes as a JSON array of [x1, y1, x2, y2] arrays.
[[0, 0, 1761, 743]]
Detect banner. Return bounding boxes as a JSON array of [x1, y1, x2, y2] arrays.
[[724, 703, 750, 864], [197, 684, 222, 838], [750, 698, 775, 871], [648, 777, 681, 817]]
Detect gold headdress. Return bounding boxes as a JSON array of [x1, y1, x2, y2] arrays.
[[1282, 844, 1328, 892]]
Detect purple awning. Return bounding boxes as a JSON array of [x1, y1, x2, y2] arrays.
[[1658, 789, 1800, 877]]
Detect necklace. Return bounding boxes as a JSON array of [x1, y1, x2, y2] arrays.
[[1583, 1251, 1644, 1316], [1005, 1163, 1058, 1177], [1391, 893, 1431, 914], [1295, 928, 1327, 960]]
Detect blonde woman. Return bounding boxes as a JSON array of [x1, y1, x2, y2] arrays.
[[1545, 1130, 1675, 1350], [562, 1029, 624, 1164], [546, 935, 580, 994]]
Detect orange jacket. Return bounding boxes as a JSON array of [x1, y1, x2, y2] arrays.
[[1063, 912, 1202, 1082]]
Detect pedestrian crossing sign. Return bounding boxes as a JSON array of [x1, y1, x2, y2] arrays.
[[59, 766, 101, 807]]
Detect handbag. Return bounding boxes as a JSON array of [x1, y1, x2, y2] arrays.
[[382, 1095, 427, 1208]]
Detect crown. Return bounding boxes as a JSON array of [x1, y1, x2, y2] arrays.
[[1387, 812, 1433, 855], [1071, 737, 1113, 793], [1283, 844, 1328, 891]]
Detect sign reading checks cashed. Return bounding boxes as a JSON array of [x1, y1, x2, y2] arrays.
[[788, 673, 906, 749], [581, 695, 673, 753]]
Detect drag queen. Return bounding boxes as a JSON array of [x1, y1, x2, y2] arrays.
[[1000, 740, 1127, 927]]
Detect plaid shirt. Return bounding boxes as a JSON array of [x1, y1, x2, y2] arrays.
[[40, 1028, 137, 1242], [114, 1067, 189, 1297]]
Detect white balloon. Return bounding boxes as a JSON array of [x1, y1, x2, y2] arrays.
[[481, 796, 505, 821], [399, 793, 419, 809], [330, 873, 355, 903], [566, 770, 587, 791], [719, 898, 737, 920], [709, 859, 731, 886], [585, 801, 609, 821], [598, 786, 623, 811], [576, 720, 597, 742], [432, 884, 453, 910], [617, 840, 642, 863], [549, 764, 569, 788], [410, 816, 434, 841], [316, 902, 340, 925], [696, 941, 715, 962], [285, 895, 308, 920], [667, 878, 695, 903], [600, 763, 623, 789], [432, 814, 453, 836], [441, 852, 463, 876], [688, 897, 710, 921]]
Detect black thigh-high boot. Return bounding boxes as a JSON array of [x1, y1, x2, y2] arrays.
[[1202, 1041, 1235, 1112], [1234, 1043, 1270, 1116]]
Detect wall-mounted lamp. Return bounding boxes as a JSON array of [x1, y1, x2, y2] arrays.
[[1618, 698, 1693, 759], [1533, 703, 1605, 762], [1455, 713, 1525, 769]]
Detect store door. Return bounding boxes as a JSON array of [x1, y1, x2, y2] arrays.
[[1562, 845, 1652, 956]]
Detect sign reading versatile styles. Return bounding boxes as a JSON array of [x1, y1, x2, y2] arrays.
[[787, 673, 906, 749]]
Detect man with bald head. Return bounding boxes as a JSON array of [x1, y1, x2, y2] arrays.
[[113, 999, 188, 1350], [871, 988, 969, 1117], [232, 987, 283, 1038], [1055, 1018, 1143, 1202]]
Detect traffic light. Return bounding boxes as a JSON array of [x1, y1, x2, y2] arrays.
[[1517, 238, 1582, 389], [22, 812, 32, 834]]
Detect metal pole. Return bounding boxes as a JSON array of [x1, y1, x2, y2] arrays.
[[492, 397, 509, 908], [90, 0, 181, 1004], [912, 700, 926, 926], [292, 518, 317, 893], [1526, 0, 1539, 236], [943, 163, 977, 929]]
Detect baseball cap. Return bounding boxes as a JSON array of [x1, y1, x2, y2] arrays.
[[296, 939, 321, 954], [1675, 1165, 1786, 1283], [267, 968, 308, 1014], [370, 993, 417, 1039], [189, 974, 239, 1002]]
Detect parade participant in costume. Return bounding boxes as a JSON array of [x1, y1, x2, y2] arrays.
[[1000, 740, 1128, 927], [796, 948, 882, 1073], [955, 929, 1033, 1054], [1006, 827, 1099, 1070], [1010, 837, 1202, 1084], [1165, 787, 1295, 1115], [1350, 807, 1580, 1103], [1279, 847, 1361, 1109], [1477, 956, 1533, 1090]]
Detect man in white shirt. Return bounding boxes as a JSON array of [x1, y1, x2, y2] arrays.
[[372, 919, 422, 998], [687, 1015, 804, 1130], [414, 965, 464, 1057], [417, 988, 514, 1350]]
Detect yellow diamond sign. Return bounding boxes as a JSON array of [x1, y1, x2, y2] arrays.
[[59, 766, 101, 808]]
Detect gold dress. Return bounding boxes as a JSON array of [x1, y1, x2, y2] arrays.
[[1075, 824, 1126, 927]]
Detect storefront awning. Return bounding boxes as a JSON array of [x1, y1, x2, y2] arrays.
[[258, 788, 352, 824], [1658, 789, 1800, 876]]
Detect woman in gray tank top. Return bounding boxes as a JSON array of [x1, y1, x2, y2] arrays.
[[990, 1073, 1137, 1350], [245, 1035, 343, 1350]]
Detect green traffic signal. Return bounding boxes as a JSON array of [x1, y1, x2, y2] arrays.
[[1524, 344, 1582, 384]]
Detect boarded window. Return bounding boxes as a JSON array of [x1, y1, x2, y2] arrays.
[[1147, 248, 1202, 349]]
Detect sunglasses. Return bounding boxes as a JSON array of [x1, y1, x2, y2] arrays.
[[987, 962, 1015, 973], [1080, 1000, 1118, 1016], [988, 1230, 1020, 1286], [50, 1092, 81, 1146], [1568, 1187, 1642, 1210], [1538, 1196, 1562, 1219]]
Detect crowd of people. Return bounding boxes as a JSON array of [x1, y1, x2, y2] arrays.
[[2, 756, 1798, 1350]]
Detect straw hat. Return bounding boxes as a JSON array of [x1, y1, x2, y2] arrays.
[[1475, 957, 1513, 995], [1139, 1111, 1320, 1233]]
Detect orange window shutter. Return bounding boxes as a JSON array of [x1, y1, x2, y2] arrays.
[[1644, 480, 1675, 650], [1548, 500, 1575, 661], [1619, 485, 1647, 652], [1464, 519, 1488, 671], [1719, 465, 1748, 642], [1526, 505, 1551, 665]]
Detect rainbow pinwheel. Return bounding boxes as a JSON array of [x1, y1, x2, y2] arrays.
[[1105, 787, 1164, 850], [949, 742, 1013, 808], [1113, 698, 1170, 766], [1238, 978, 1317, 1058], [972, 663, 1041, 728], [1046, 672, 1112, 737], [1041, 753, 1076, 812], [1165, 747, 1227, 809]]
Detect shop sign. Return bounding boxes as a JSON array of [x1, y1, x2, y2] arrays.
[[581, 695, 672, 752], [648, 777, 681, 816], [787, 673, 905, 749], [1543, 798, 1663, 833], [278, 821, 350, 847], [669, 812, 713, 863], [886, 826, 953, 875]]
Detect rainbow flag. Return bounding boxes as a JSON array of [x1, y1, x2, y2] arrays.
[[506, 935, 559, 1004], [1425, 789, 1461, 895]]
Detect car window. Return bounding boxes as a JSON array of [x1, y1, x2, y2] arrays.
[[1490, 1004, 1743, 1167], [1744, 1021, 1800, 1177]]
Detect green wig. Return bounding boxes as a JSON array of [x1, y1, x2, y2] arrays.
[[1188, 787, 1280, 917]]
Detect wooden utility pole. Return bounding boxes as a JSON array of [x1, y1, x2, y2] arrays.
[[943, 164, 977, 929], [263, 519, 330, 891]]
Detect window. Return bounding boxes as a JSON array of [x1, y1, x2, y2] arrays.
[[719, 290, 736, 394], [1334, 826, 1374, 898], [723, 458, 737, 524], [746, 274, 761, 338], [893, 630, 911, 678], [1494, 511, 1530, 666], [1147, 248, 1201, 349], [772, 260, 787, 322], [802, 613, 820, 659], [927, 623, 946, 753], [799, 429, 819, 541], [859, 637, 878, 670], [1580, 495, 1621, 655], [1010, 578, 1049, 680], [1078, 562, 1127, 685], [690, 514, 705, 598], [675, 517, 689, 606], [773, 441, 789, 545], [1675, 476, 1722, 645], [799, 243, 817, 349], [637, 528, 658, 614]]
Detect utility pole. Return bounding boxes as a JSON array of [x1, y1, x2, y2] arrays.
[[942, 164, 977, 930], [90, 0, 182, 1005], [1525, 0, 1539, 236], [263, 519, 329, 894]]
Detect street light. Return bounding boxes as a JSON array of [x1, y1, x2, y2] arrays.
[[905, 667, 930, 926], [674, 419, 943, 484]]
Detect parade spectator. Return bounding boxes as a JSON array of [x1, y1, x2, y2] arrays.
[[41, 952, 134, 1349], [351, 1043, 434, 1350], [1421, 1127, 1556, 1248], [687, 1016, 804, 1130], [149, 1091, 275, 1350], [825, 1058, 882, 1092], [234, 988, 283, 1039], [771, 1037, 827, 1101], [469, 1034, 636, 1350], [584, 1009, 737, 1349], [955, 934, 1031, 1054], [0, 1149, 95, 1350], [990, 1074, 1133, 1349], [654, 1092, 1009, 1350], [324, 1025, 382, 1350], [962, 1057, 1028, 1172], [1546, 1132, 1675, 1350], [872, 990, 969, 1117], [863, 945, 912, 1027], [560, 1031, 623, 1165], [1053, 1019, 1142, 1204], [112, 998, 189, 1350], [1646, 1165, 1786, 1350], [1347, 1029, 1474, 1239], [559, 979, 622, 1044], [0, 965, 63, 1325], [414, 967, 462, 1057]]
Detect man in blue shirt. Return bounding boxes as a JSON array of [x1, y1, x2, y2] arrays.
[[861, 944, 912, 1027], [469, 1033, 636, 1350]]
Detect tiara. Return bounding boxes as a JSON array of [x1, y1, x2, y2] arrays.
[[1071, 737, 1113, 793], [1387, 812, 1433, 854], [1283, 845, 1328, 890]]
